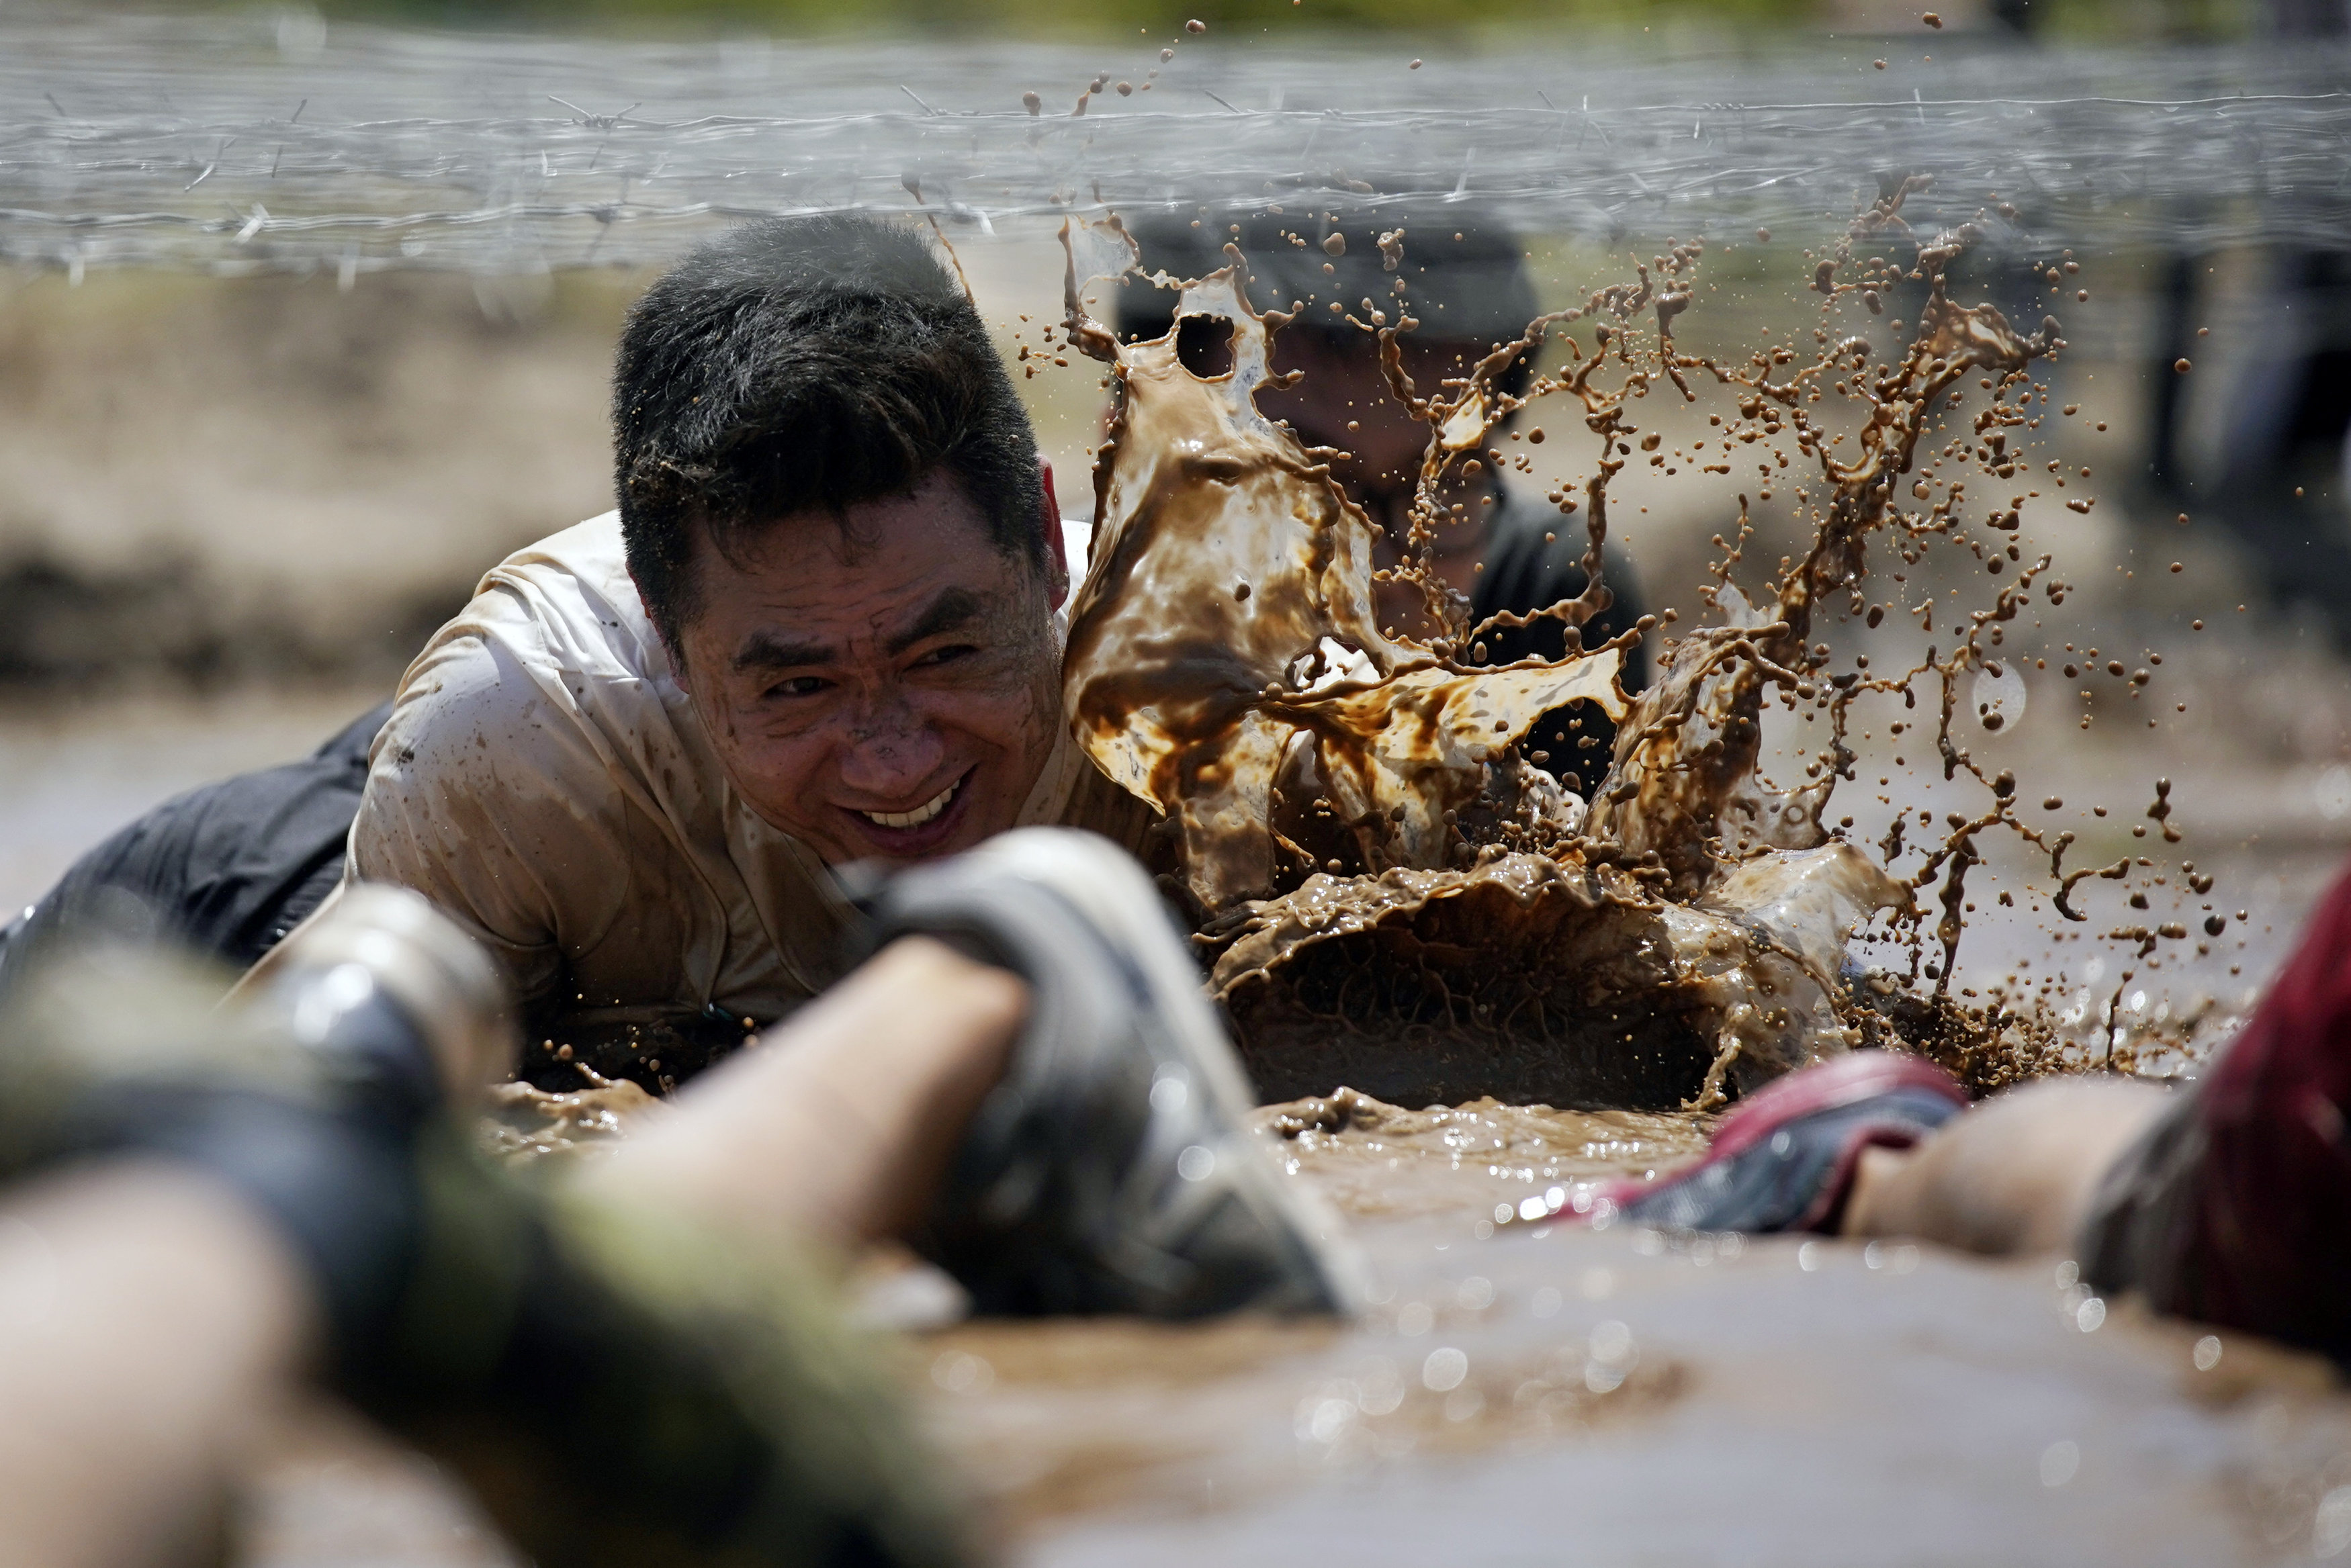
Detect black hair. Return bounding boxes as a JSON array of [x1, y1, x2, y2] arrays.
[[1114, 203, 1541, 402], [613, 213, 1047, 657]]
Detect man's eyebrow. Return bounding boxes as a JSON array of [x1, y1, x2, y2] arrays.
[[731, 631, 836, 675], [885, 586, 989, 658], [726, 588, 995, 675]]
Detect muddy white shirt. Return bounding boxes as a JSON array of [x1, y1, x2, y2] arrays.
[[344, 510, 1145, 1029]]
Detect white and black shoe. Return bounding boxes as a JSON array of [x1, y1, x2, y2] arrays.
[[846, 828, 1364, 1320]]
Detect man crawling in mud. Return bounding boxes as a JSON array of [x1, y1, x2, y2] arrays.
[[10, 214, 1135, 1081], [0, 208, 1613, 1092], [0, 210, 1376, 1326], [318, 214, 1153, 1082]]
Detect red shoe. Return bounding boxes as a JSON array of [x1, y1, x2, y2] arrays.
[[1588, 1051, 1969, 1234]]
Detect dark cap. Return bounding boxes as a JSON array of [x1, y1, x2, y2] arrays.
[[1114, 201, 1539, 347]]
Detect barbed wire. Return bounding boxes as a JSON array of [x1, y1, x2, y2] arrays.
[[6, 8, 2351, 275]]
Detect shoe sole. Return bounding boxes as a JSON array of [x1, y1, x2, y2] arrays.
[[955, 829, 1371, 1315]]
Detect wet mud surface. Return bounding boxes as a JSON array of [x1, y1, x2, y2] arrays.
[[230, 1097, 2351, 1567], [14, 122, 2351, 1568], [983, 1224, 2351, 1568], [908, 1103, 2351, 1566]]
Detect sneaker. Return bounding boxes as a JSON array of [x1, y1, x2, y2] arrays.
[[845, 827, 1364, 1319], [2, 884, 517, 1379], [261, 882, 519, 1119], [1594, 1051, 1969, 1234]]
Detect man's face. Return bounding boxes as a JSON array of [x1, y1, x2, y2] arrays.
[[1257, 331, 1493, 637], [672, 467, 1068, 866], [1259, 331, 1485, 518]]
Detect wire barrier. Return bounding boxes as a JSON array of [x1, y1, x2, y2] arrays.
[[5, 7, 2351, 277]]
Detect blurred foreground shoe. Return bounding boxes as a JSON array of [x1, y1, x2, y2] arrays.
[[1595, 1051, 1969, 1234], [1, 882, 519, 1379], [257, 881, 517, 1117], [848, 827, 1364, 1319]]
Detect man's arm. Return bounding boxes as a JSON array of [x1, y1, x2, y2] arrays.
[[347, 629, 628, 1011]]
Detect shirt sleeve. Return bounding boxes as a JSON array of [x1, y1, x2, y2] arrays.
[[347, 621, 630, 1010]]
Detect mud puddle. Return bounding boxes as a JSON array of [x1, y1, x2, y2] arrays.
[[1256, 1088, 1710, 1221], [225, 1158, 2351, 1568], [901, 1111, 2351, 1567], [211, 1064, 2351, 1568], [887, 1091, 2351, 1565]]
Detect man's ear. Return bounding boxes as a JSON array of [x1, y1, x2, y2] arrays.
[[1038, 458, 1071, 612]]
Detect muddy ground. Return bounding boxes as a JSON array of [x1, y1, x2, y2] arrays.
[[7, 222, 2351, 1561], [230, 1097, 2351, 1568], [13, 676, 2339, 1565]]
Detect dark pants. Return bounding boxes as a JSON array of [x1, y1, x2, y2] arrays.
[[0, 702, 392, 991]]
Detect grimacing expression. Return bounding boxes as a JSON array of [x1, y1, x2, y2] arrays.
[[672, 467, 1069, 866]]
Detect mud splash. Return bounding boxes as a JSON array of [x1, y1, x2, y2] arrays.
[[1057, 181, 2175, 1109], [1059, 245, 1624, 912], [481, 1069, 662, 1161]]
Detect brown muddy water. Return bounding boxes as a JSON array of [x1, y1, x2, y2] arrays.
[[14, 195, 2351, 1563], [1052, 188, 2309, 1117], [230, 1083, 2351, 1568], [3, 696, 2348, 1561]]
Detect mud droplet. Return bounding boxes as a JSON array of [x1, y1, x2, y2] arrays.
[[1021, 90, 1041, 115], [1323, 232, 1346, 257], [1186, 17, 1206, 31], [2174, 357, 2192, 374], [1922, 10, 1943, 25]]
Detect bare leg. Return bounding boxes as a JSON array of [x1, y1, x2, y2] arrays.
[[567, 936, 1028, 1250], [0, 936, 1021, 1567], [1842, 1077, 2172, 1255], [0, 1163, 316, 1568]]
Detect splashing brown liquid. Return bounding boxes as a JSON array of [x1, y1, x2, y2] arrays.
[[1056, 181, 2164, 1112]]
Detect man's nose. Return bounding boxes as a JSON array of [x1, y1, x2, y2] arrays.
[[835, 700, 947, 799]]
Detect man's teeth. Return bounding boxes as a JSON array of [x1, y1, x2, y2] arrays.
[[862, 780, 959, 830]]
